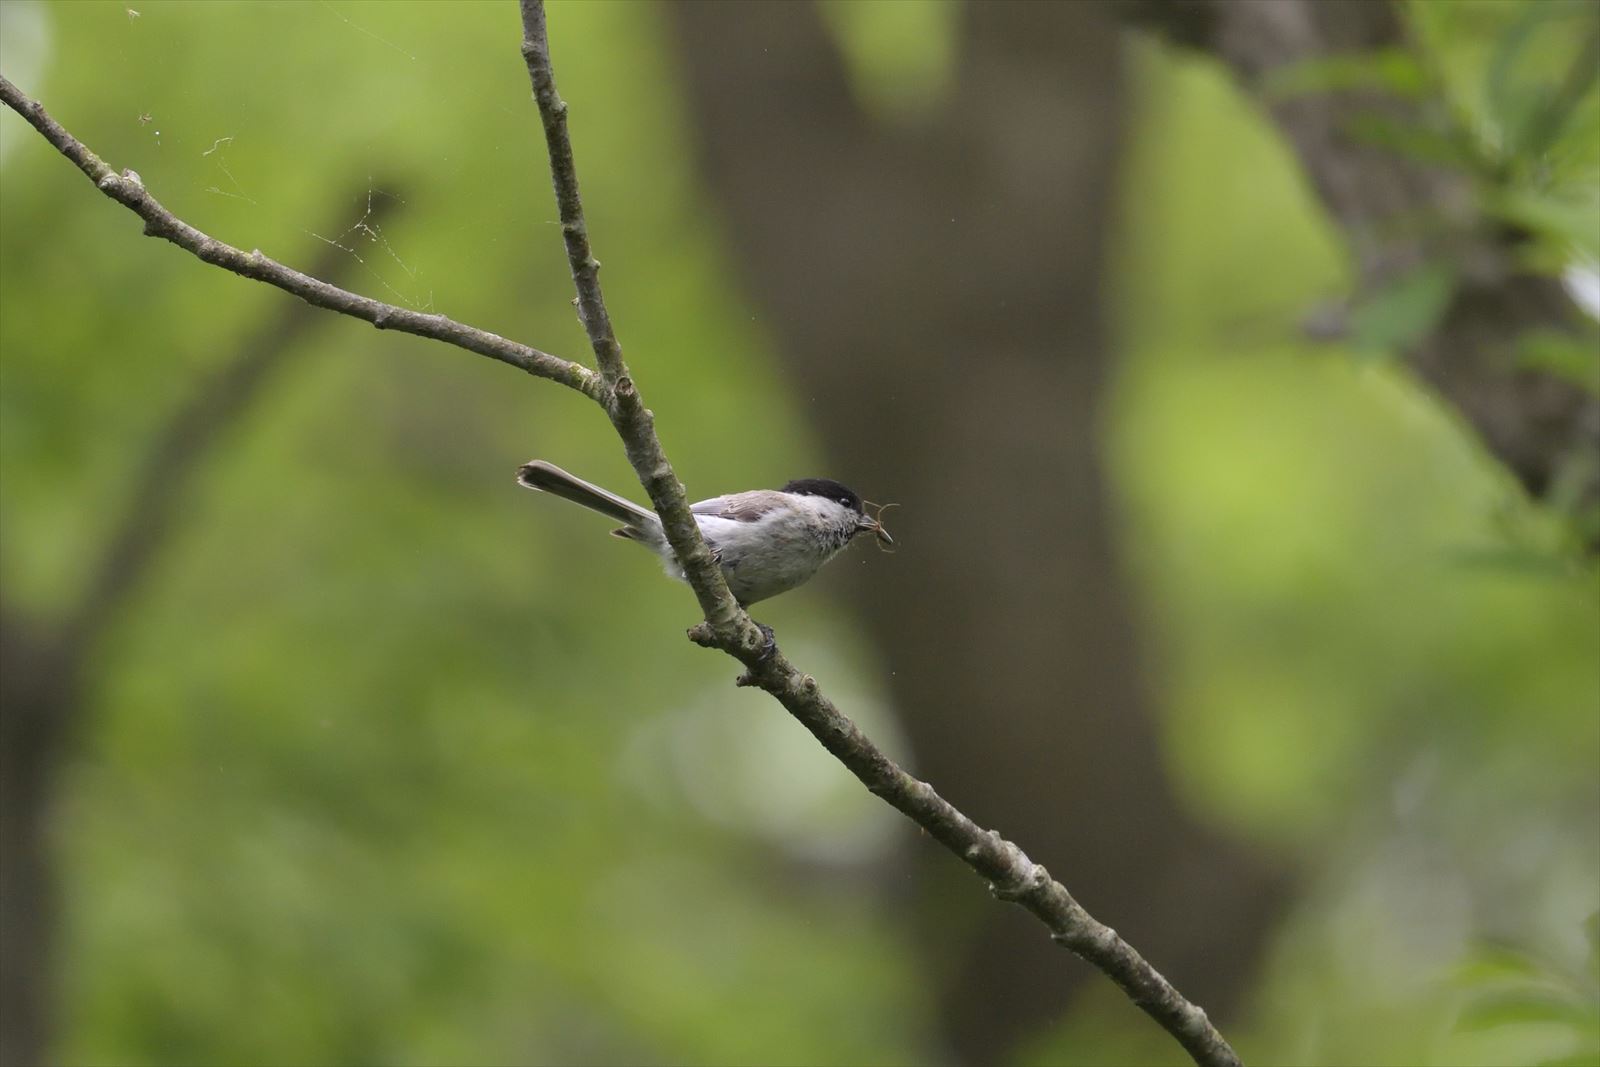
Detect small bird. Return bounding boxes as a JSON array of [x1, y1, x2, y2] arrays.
[[516, 460, 892, 606]]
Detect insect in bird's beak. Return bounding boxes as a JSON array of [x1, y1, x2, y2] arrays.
[[859, 501, 898, 552]]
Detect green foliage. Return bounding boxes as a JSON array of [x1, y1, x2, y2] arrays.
[[1262, 46, 1431, 102], [1413, 0, 1600, 250], [1114, 28, 1599, 1067], [1266, 3, 1600, 270], [818, 0, 959, 124], [1348, 262, 1458, 355], [1, 2, 1595, 1066], [4, 3, 916, 1065], [1517, 329, 1600, 397], [1451, 923, 1600, 1066], [1481, 0, 1599, 163]]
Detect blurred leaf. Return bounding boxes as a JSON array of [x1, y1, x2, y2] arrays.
[[1457, 989, 1595, 1032], [1485, 0, 1600, 159], [1536, 1052, 1600, 1067], [818, 0, 959, 123], [1453, 929, 1600, 1067], [1263, 47, 1429, 101], [1517, 329, 1600, 396], [1455, 947, 1562, 989], [1485, 1, 1563, 153], [1343, 111, 1483, 170], [1349, 262, 1457, 354], [1443, 545, 1579, 580], [1491, 188, 1600, 261]]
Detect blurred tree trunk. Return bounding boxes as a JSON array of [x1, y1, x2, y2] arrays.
[[667, 2, 1285, 1060], [0, 200, 387, 1066], [0, 614, 77, 1067]]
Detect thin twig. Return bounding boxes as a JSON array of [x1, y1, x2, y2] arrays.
[[0, 75, 598, 400], [516, 5, 1241, 1066], [1, 23, 1244, 1067]]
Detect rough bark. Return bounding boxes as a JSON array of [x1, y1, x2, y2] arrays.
[[665, 2, 1286, 1060]]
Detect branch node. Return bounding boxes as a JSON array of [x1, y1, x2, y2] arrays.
[[743, 620, 779, 661], [686, 622, 718, 648], [990, 867, 1041, 902], [1029, 864, 1051, 894]]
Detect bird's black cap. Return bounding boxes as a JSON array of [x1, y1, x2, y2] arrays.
[[781, 478, 862, 513]]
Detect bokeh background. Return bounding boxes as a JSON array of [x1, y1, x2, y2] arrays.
[[1, 2, 1596, 1066]]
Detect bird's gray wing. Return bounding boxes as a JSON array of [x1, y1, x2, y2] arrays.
[[691, 490, 786, 523]]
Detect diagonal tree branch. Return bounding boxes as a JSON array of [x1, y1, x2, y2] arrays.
[[1, 10, 1243, 1063], [516, 5, 1241, 1066], [663, 3, 1287, 1058], [519, 0, 741, 636]]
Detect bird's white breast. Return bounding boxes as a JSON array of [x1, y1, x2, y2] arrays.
[[679, 496, 858, 605]]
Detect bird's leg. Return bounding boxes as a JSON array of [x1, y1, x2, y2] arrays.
[[732, 620, 779, 687], [753, 621, 777, 660], [687, 616, 777, 687]]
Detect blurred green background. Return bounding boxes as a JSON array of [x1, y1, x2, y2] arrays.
[[0, 2, 1596, 1066]]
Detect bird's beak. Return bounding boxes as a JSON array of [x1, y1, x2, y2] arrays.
[[859, 515, 893, 546]]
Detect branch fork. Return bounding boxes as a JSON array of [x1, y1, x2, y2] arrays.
[[0, 7, 1245, 1064]]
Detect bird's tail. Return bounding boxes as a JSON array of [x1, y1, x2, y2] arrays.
[[516, 460, 658, 532]]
